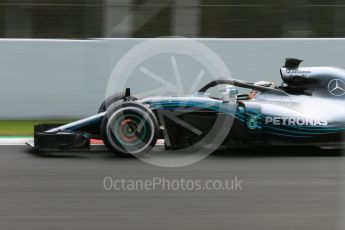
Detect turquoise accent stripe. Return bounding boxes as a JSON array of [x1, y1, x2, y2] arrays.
[[149, 101, 236, 114], [262, 131, 311, 138], [148, 100, 345, 137]]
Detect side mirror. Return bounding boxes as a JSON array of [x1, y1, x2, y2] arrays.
[[223, 85, 238, 103], [236, 94, 250, 100]]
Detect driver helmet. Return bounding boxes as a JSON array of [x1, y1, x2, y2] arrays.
[[249, 81, 276, 99]]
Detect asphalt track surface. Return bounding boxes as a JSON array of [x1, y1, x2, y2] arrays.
[[0, 145, 344, 230]]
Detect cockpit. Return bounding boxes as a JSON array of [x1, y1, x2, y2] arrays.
[[198, 57, 345, 100], [197, 79, 284, 102]]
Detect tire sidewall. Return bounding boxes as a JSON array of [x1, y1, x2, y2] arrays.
[[101, 101, 159, 156], [98, 92, 137, 113]]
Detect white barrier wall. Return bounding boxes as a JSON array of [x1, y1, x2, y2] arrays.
[[1, 38, 345, 119]]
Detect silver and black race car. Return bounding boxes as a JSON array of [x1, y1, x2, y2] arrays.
[[27, 58, 345, 154]]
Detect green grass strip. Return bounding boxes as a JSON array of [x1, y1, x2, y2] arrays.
[[0, 120, 73, 136]]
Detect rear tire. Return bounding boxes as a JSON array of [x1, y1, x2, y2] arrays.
[[101, 102, 159, 156]]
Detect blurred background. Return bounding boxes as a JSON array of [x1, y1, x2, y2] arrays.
[[2, 0, 345, 133], [1, 0, 345, 39], [0, 3, 344, 230]]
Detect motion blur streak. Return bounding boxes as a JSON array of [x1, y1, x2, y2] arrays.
[[0, 146, 341, 229], [1, 0, 345, 38]]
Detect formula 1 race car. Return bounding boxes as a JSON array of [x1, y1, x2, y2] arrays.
[[27, 58, 345, 154]]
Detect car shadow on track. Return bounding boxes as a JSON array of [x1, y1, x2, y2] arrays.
[[25, 146, 111, 159], [25, 145, 344, 159], [213, 146, 344, 157]]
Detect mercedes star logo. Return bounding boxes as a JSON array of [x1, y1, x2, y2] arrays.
[[328, 79, 345, 96]]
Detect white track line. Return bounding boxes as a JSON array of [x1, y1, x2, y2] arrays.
[[0, 138, 32, 145], [0, 138, 165, 146]]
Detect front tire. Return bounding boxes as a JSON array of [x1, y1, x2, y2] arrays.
[[98, 92, 137, 113], [101, 102, 159, 156]]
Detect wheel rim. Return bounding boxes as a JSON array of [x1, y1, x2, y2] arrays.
[[106, 107, 155, 154], [113, 114, 147, 146]]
